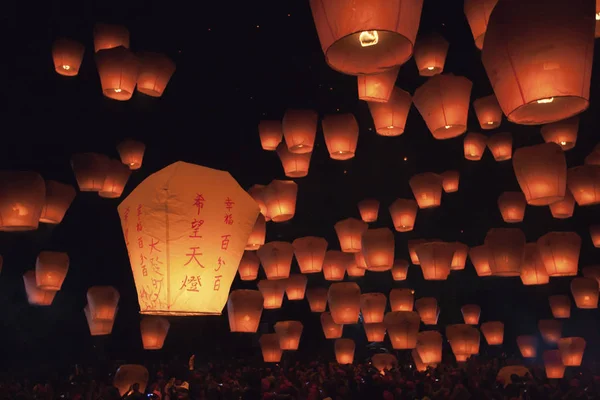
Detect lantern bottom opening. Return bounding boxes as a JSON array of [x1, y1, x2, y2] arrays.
[[508, 96, 589, 126], [285, 170, 308, 178], [55, 67, 79, 77], [419, 67, 442, 77], [330, 151, 355, 161], [376, 127, 405, 137], [360, 95, 391, 103], [270, 214, 294, 222], [431, 125, 466, 140], [480, 121, 500, 130], [137, 87, 163, 98], [99, 191, 124, 198], [0, 225, 39, 232], [287, 144, 312, 154], [103, 89, 134, 101], [394, 225, 414, 232], [527, 195, 565, 206], [39, 218, 60, 224]]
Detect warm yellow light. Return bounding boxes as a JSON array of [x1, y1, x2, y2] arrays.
[[486, 121, 495, 125], [359, 31, 379, 47], [537, 97, 554, 104], [387, 125, 394, 129], [427, 66, 435, 71], [114, 88, 122, 93], [560, 141, 567, 146], [596, 12, 600, 21], [129, 162, 136, 166], [62, 65, 71, 70], [12, 203, 29, 216], [444, 125, 451, 129]]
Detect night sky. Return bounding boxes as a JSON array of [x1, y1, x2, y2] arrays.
[[1, 0, 599, 372]]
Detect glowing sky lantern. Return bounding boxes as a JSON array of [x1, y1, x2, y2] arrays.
[[451, 243, 469, 270], [367, 87, 412, 136], [360, 293, 387, 324], [485, 228, 525, 277], [117, 161, 259, 316], [307, 287, 328, 312], [464, 132, 487, 161], [292, 236, 328, 273], [260, 334, 282, 362], [227, 290, 263, 332], [415, 297, 440, 325], [391, 259, 409, 281], [361, 228, 394, 271], [416, 331, 442, 364], [372, 354, 397, 375], [52, 38, 84, 77], [323, 251, 348, 281], [549, 295, 571, 319], [334, 218, 368, 253], [335, 338, 355, 364], [543, 350, 565, 379], [321, 312, 343, 338], [257, 241, 294, 280], [264, 180, 297, 222], [364, 322, 385, 342], [385, 311, 420, 349], [497, 192, 526, 223], [461, 304, 481, 325], [539, 319, 562, 344], [99, 159, 131, 198], [136, 52, 176, 98], [140, 316, 170, 349], [258, 120, 283, 151], [238, 251, 260, 281], [23, 271, 56, 306], [541, 117, 579, 151], [481, 321, 504, 345], [257, 280, 284, 309], [537, 232, 581, 277], [117, 139, 146, 170], [39, 180, 76, 224], [441, 171, 460, 193], [0, 171, 45, 231], [558, 337, 586, 366], [413, 33, 449, 76], [245, 214, 266, 251], [357, 199, 379, 223], [389, 288, 414, 312], [95, 46, 139, 101], [35, 251, 69, 291], [409, 173, 443, 209], [282, 109, 318, 154], [469, 245, 492, 277], [463, 0, 499, 49], [389, 199, 418, 232], [571, 277, 599, 309], [322, 113, 359, 160], [284, 274, 308, 300], [93, 23, 130, 52], [328, 282, 361, 324], [517, 335, 538, 358], [520, 244, 549, 286], [549, 190, 575, 219], [473, 94, 502, 129], [567, 166, 600, 206], [486, 132, 512, 162], [416, 241, 454, 280], [276, 142, 311, 178], [357, 67, 399, 103], [274, 321, 303, 350], [590, 226, 600, 248], [248, 184, 269, 221]]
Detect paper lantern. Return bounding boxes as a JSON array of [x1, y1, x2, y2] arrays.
[[238, 251, 260, 281], [415, 297, 440, 325], [481, 0, 593, 125], [571, 277, 599, 309], [590, 226, 600, 247], [321, 312, 343, 338], [276, 142, 311, 178], [113, 365, 148, 397], [473, 95, 502, 129], [464, 132, 488, 161], [361, 228, 394, 271], [354, 251, 367, 269], [99, 159, 131, 198], [117, 162, 259, 315], [248, 184, 269, 221], [517, 335, 538, 358], [259, 334, 282, 362], [307, 287, 328, 312], [367, 87, 412, 136], [371, 354, 397, 375], [485, 228, 525, 277], [497, 192, 526, 223], [364, 323, 386, 342], [84, 304, 115, 336], [257, 280, 285, 309], [541, 117, 579, 151], [357, 67, 399, 103], [583, 265, 600, 287], [246, 214, 266, 251], [389, 199, 418, 232], [360, 293, 386, 324], [413, 33, 449, 76], [140, 316, 170, 349], [323, 251, 348, 281], [71, 153, 110, 192], [451, 243, 469, 271], [264, 180, 297, 222], [136, 52, 176, 97], [389, 288, 414, 312], [441, 171, 459, 193], [549, 295, 571, 319], [274, 321, 303, 350], [93, 23, 129, 52], [391, 259, 408, 281], [408, 239, 428, 266], [416, 331, 442, 364], [0, 171, 45, 231], [357, 199, 379, 223], [95, 46, 138, 101], [292, 236, 328, 274], [411, 348, 429, 371], [334, 338, 355, 364], [558, 337, 586, 366], [409, 173, 443, 209], [415, 241, 454, 281], [23, 271, 56, 306], [543, 350, 565, 379], [586, 149, 600, 166], [446, 324, 480, 357], [282, 109, 318, 154], [322, 113, 359, 160], [257, 241, 293, 280], [463, 0, 499, 49], [481, 321, 504, 345], [309, 0, 424, 75], [328, 282, 361, 324], [469, 245, 492, 277], [539, 319, 562, 344], [284, 274, 308, 300], [87, 286, 119, 321], [52, 38, 84, 76], [537, 232, 581, 277], [346, 258, 366, 277], [549, 190, 575, 219], [258, 120, 283, 151], [520, 244, 549, 286], [39, 180, 76, 224], [116, 139, 146, 170], [461, 305, 481, 325], [413, 74, 472, 140], [513, 143, 567, 206], [35, 251, 69, 291], [334, 218, 368, 253], [487, 132, 512, 162], [567, 165, 600, 206], [384, 311, 420, 349]]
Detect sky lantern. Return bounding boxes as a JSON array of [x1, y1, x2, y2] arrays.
[[113, 365, 148, 397], [117, 161, 259, 315], [322, 113, 359, 160], [585, 145, 600, 166], [99, 159, 131, 198], [571, 277, 599, 309], [248, 185, 269, 221], [361, 228, 394, 271], [257, 280, 284, 309], [464, 132, 487, 161], [409, 173, 443, 208], [292, 236, 328, 274], [136, 52, 176, 97], [259, 334, 282, 362], [364, 323, 386, 342], [517, 335, 538, 358], [558, 337, 586, 366], [71, 153, 110, 192], [274, 321, 303, 351], [390, 288, 414, 312], [415, 297, 440, 325], [416, 331, 442, 364], [276, 143, 311, 178], [35, 251, 69, 291], [411, 348, 429, 372], [473, 94, 502, 129], [537, 232, 581, 277], [463, 0, 499, 49], [84, 304, 114, 336], [357, 199, 379, 223], [469, 245, 492, 277], [590, 226, 600, 247], [346, 258, 366, 277], [481, 0, 593, 125], [441, 171, 460, 193], [321, 312, 343, 338], [39, 180, 76, 225], [389, 199, 418, 232], [309, 0, 424, 75], [334, 218, 368, 253], [549, 295, 571, 319], [384, 311, 420, 349], [413, 33, 449, 77], [264, 180, 297, 222], [87, 286, 119, 321], [258, 120, 283, 151], [408, 239, 428, 265], [0, 171, 45, 231], [140, 316, 170, 349], [23, 271, 56, 306], [323, 251, 348, 281], [93, 23, 129, 52], [391, 259, 409, 281], [481, 321, 504, 345], [543, 350, 565, 379], [497, 192, 526, 223], [567, 165, 600, 206], [415, 241, 454, 280], [354, 251, 367, 269], [116, 139, 145, 170], [246, 215, 266, 251], [513, 143, 567, 205], [285, 274, 308, 300], [307, 287, 328, 312], [461, 305, 481, 325], [583, 265, 600, 285], [335, 338, 355, 364], [447, 324, 480, 358], [257, 241, 294, 280], [367, 87, 412, 137], [485, 228, 525, 277], [487, 132, 512, 162], [541, 117, 579, 151], [282, 109, 318, 154], [328, 282, 360, 324], [451, 243, 469, 271], [95, 46, 138, 101], [549, 191, 575, 219], [520, 244, 549, 286], [539, 319, 562, 344], [413, 74, 472, 140], [52, 38, 84, 76], [360, 293, 387, 324], [372, 354, 397, 375], [238, 251, 260, 281], [357, 67, 399, 103]]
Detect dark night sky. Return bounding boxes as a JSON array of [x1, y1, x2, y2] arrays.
[[0, 0, 599, 372]]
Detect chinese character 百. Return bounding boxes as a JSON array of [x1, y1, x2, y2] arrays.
[[184, 247, 204, 267], [137, 237, 144, 248], [181, 275, 201, 292], [221, 234, 231, 250], [193, 194, 205, 215], [213, 275, 223, 291]]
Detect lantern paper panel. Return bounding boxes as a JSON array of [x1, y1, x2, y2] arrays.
[[463, 0, 499, 49], [274, 321, 303, 350], [357, 67, 399, 103], [140, 316, 170, 349], [227, 290, 264, 333], [257, 280, 285, 309], [87, 286, 120, 321], [52, 38, 85, 76], [549, 295, 571, 319], [372, 354, 397, 375], [95, 46, 139, 101], [307, 287, 328, 312], [347, 258, 366, 277], [136, 52, 176, 98], [264, 180, 297, 222], [408, 239, 428, 265], [416, 331, 442, 364], [35, 251, 69, 291], [409, 173, 443, 209], [23, 271, 56, 306], [391, 259, 409, 281], [113, 365, 148, 398], [93, 23, 130, 52], [248, 185, 269, 221], [367, 87, 412, 136], [246, 214, 266, 251], [415, 297, 440, 325], [543, 350, 566, 379], [411, 348, 429, 372], [285, 274, 308, 300], [361, 228, 394, 271], [590, 226, 600, 247], [355, 251, 367, 269], [446, 324, 480, 357], [71, 153, 111, 192], [389, 288, 414, 312], [517, 335, 538, 358], [360, 293, 387, 324], [461, 304, 481, 325], [485, 228, 525, 277], [384, 311, 420, 349], [117, 139, 146, 170], [464, 132, 487, 161], [84, 304, 115, 336], [276, 143, 311, 178], [567, 166, 600, 206], [487, 132, 512, 162], [497, 192, 526, 223], [537, 232, 581, 277], [583, 265, 600, 285], [389, 199, 418, 232], [473, 94, 502, 129], [415, 241, 454, 280], [520, 244, 549, 286], [257, 241, 294, 280], [334, 338, 355, 365], [238, 251, 260, 281], [282, 109, 318, 154], [469, 245, 492, 277], [364, 323, 386, 342], [328, 282, 361, 324], [323, 251, 348, 281], [541, 117, 579, 151], [321, 312, 343, 338], [558, 337, 586, 366], [451, 243, 469, 271], [357, 199, 379, 223], [0, 171, 45, 231], [322, 113, 359, 160], [335, 218, 368, 253], [539, 319, 562, 344], [549, 190, 575, 219], [413, 33, 449, 76], [585, 144, 600, 166], [39, 180, 76, 224], [441, 171, 460, 193], [571, 277, 599, 309], [258, 120, 283, 151], [99, 159, 132, 198], [481, 321, 504, 345], [293, 236, 328, 273], [259, 334, 282, 362]]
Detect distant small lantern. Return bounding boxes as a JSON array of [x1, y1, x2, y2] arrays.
[[385, 311, 420, 349], [543, 350, 566, 379], [264, 180, 297, 222], [39, 180, 76, 224], [541, 117, 579, 151], [590, 226, 600, 247], [93, 23, 129, 52], [389, 199, 418, 232], [415, 297, 440, 325], [257, 280, 285, 309], [415, 241, 455, 281], [485, 228, 525, 277], [539, 319, 562, 344], [238, 251, 260, 281], [328, 282, 361, 324], [408, 239, 428, 265], [487, 132, 512, 162], [583, 265, 600, 285], [323, 251, 348, 281], [276, 143, 311, 178], [469, 245, 492, 277], [451, 243, 469, 271], [23, 271, 56, 306], [116, 139, 145, 170], [95, 46, 139, 101], [481, 321, 504, 345], [306, 287, 328, 312], [367, 87, 412, 136], [520, 244, 549, 286], [413, 33, 449, 77], [357, 67, 399, 103], [441, 171, 460, 193], [517, 335, 538, 358], [571, 277, 599, 309], [372, 354, 397, 375], [99, 159, 131, 198], [358, 199, 379, 223], [35, 251, 69, 291], [360, 293, 387, 324], [52, 38, 84, 76], [334, 218, 368, 253], [322, 113, 359, 160], [558, 337, 586, 367], [364, 323, 386, 342], [413, 74, 472, 140], [389, 288, 414, 312], [321, 312, 343, 339], [461, 305, 481, 325], [285, 274, 308, 300], [87, 286, 120, 321], [282, 109, 318, 154], [258, 120, 283, 151], [464, 132, 488, 161], [549, 191, 575, 219], [361, 228, 394, 271], [416, 331, 443, 364], [84, 304, 114, 336], [257, 241, 294, 280], [391, 259, 409, 281], [567, 165, 600, 206], [335, 338, 355, 365], [259, 334, 282, 362], [549, 295, 571, 319], [463, 0, 499, 49], [274, 321, 303, 350], [497, 192, 526, 223], [409, 173, 443, 209], [346, 259, 366, 277], [246, 215, 266, 251], [537, 232, 581, 277], [136, 52, 176, 97], [292, 236, 328, 274], [71, 153, 110, 192], [0, 171, 45, 231], [140, 316, 170, 349], [473, 94, 502, 129]]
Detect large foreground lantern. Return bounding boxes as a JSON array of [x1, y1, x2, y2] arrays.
[[117, 161, 259, 315], [39, 180, 76, 224], [257, 241, 294, 280], [309, 0, 424, 75], [93, 23, 129, 52], [385, 311, 420, 349], [485, 228, 525, 277], [481, 0, 594, 125], [282, 109, 318, 154], [322, 113, 359, 160], [276, 143, 311, 178], [95, 46, 139, 101], [140, 316, 170, 349], [567, 165, 600, 206], [473, 95, 502, 129], [463, 0, 499, 49], [409, 173, 443, 209], [227, 290, 263, 332], [357, 67, 399, 103], [367, 87, 412, 136], [389, 199, 418, 232], [292, 236, 328, 273], [413, 33, 449, 77], [464, 132, 487, 161], [136, 52, 176, 98], [537, 232, 581, 277], [549, 295, 571, 319], [35, 251, 69, 291], [117, 140, 146, 170], [361, 228, 394, 271], [541, 117, 579, 151], [52, 38, 85, 77], [328, 282, 361, 324], [0, 171, 45, 231], [264, 180, 297, 222], [113, 365, 148, 397], [258, 120, 283, 151], [390, 288, 414, 312]]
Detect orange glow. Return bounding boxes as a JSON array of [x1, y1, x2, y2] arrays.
[[95, 46, 138, 101], [248, 184, 269, 221], [246, 214, 266, 251], [367, 87, 412, 136], [413, 33, 449, 76], [473, 94, 502, 129], [321, 312, 343, 338], [257, 241, 294, 280], [497, 191, 526, 223], [276, 143, 311, 178], [87, 286, 119, 321], [292, 236, 328, 273], [463, 132, 488, 161], [238, 251, 260, 281], [357, 68, 399, 103], [360, 293, 386, 324], [282, 109, 318, 153], [361, 228, 394, 271], [328, 282, 361, 324], [461, 304, 481, 325], [52, 38, 84, 76], [385, 311, 420, 349], [480, 321, 504, 345], [372, 354, 397, 375], [116, 139, 145, 170], [567, 165, 600, 206], [485, 228, 525, 277], [136, 52, 176, 98], [409, 173, 443, 209], [357, 199, 379, 223], [539, 319, 562, 344], [322, 113, 359, 160], [323, 251, 348, 281], [140, 316, 170, 349], [441, 170, 460, 193], [469, 245, 492, 277], [517, 335, 538, 358], [541, 116, 579, 151], [335, 339, 355, 364], [543, 350, 565, 379], [391, 259, 409, 281], [487, 132, 512, 161], [259, 334, 282, 362], [0, 172, 45, 231], [307, 287, 328, 312], [274, 321, 303, 350], [39, 180, 76, 224], [257, 280, 285, 309], [463, 0, 499, 49], [264, 180, 298, 222], [364, 322, 386, 342], [549, 191, 575, 219], [334, 218, 368, 253], [258, 120, 283, 151], [451, 242, 469, 271], [99, 159, 131, 198], [558, 337, 586, 366], [23, 271, 56, 306], [284, 274, 308, 300], [415, 241, 454, 280], [416, 331, 442, 364], [389, 198, 418, 232], [520, 244, 549, 285], [415, 297, 440, 325], [537, 232, 581, 277], [571, 277, 599, 309], [389, 288, 414, 312], [35, 251, 69, 291], [548, 295, 571, 319], [93, 23, 129, 52]]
